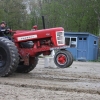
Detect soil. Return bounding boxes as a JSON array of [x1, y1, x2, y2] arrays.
[[0, 58, 100, 100]]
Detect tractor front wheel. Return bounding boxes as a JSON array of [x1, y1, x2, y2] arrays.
[[54, 50, 73, 68]]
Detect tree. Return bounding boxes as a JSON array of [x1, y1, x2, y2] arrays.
[[1, 0, 99, 34], [41, 0, 99, 34], [0, 0, 28, 29]]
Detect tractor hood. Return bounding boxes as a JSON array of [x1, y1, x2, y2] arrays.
[[13, 27, 64, 45]]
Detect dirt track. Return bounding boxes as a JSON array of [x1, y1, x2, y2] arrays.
[[0, 58, 100, 100]]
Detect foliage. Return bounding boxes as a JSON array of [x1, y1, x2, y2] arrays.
[[29, 0, 100, 35], [41, 0, 99, 34], [0, 0, 100, 35], [0, 0, 28, 29]]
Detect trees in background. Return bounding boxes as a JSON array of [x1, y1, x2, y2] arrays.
[[0, 0, 27, 29], [39, 0, 99, 35], [0, 0, 100, 35]]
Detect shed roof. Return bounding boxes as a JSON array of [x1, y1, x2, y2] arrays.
[[64, 32, 98, 38]]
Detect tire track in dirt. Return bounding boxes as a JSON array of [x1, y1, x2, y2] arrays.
[[32, 69, 100, 80], [0, 72, 100, 95], [0, 79, 100, 95], [0, 59, 100, 98]]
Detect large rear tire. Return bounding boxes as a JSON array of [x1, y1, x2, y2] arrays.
[[16, 57, 38, 73], [54, 50, 73, 68], [0, 37, 19, 77]]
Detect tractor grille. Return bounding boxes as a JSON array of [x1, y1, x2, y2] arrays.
[[56, 31, 65, 45]]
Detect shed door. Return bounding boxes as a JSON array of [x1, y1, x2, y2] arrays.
[[77, 37, 87, 60]]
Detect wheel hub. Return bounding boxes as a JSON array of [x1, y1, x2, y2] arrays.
[[57, 54, 67, 65]]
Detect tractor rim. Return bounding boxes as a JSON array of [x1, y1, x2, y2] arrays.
[[57, 54, 67, 65], [0, 47, 7, 68]]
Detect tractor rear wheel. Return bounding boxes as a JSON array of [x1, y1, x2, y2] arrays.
[[0, 37, 19, 77], [16, 57, 38, 73], [54, 50, 73, 68]]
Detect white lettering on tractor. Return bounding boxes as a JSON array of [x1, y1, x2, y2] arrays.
[[17, 35, 37, 41]]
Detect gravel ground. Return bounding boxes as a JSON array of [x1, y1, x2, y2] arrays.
[[0, 58, 100, 100]]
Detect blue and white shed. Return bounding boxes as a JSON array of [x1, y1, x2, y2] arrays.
[[64, 32, 99, 61]]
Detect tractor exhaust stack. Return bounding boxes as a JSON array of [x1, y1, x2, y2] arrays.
[[42, 16, 45, 29]]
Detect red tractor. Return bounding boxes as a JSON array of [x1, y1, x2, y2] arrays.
[[0, 25, 73, 77]]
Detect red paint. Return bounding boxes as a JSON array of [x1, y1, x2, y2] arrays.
[[13, 27, 64, 46], [12, 27, 65, 64], [57, 54, 67, 65]]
